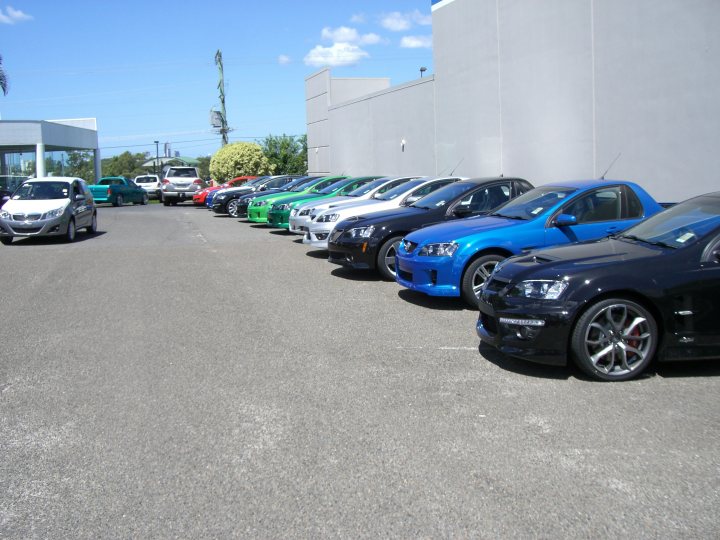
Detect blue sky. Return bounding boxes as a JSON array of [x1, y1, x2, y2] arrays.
[[0, 1, 434, 159]]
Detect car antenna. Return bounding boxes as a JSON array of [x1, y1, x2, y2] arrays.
[[599, 153, 622, 180], [448, 158, 464, 176]]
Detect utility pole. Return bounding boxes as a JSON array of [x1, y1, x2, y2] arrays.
[[214, 49, 230, 146]]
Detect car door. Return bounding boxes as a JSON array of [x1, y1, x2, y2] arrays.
[[668, 234, 720, 357], [70, 180, 89, 226], [544, 185, 643, 247]]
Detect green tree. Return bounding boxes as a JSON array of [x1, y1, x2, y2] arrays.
[[66, 151, 96, 183], [209, 142, 274, 183], [0, 54, 8, 96], [197, 156, 211, 180], [101, 151, 147, 179], [260, 134, 307, 175]]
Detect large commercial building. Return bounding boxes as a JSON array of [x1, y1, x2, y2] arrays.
[[306, 0, 719, 201]]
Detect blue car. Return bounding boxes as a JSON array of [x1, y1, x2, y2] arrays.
[[395, 179, 666, 305]]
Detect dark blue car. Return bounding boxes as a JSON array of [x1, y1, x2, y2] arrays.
[[395, 179, 665, 305]]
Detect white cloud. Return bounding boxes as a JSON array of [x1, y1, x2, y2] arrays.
[[0, 5, 33, 24], [359, 33, 382, 45], [304, 43, 369, 68], [321, 26, 359, 43], [411, 9, 432, 26], [350, 13, 366, 24], [380, 11, 411, 32], [400, 35, 433, 49], [278, 55, 291, 65]]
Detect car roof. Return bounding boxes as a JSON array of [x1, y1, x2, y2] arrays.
[[24, 176, 81, 183]]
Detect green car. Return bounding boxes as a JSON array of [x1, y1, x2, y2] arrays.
[[246, 176, 346, 223], [266, 176, 384, 229]]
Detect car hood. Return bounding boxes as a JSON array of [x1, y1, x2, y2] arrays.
[[405, 215, 526, 243], [337, 206, 427, 228], [496, 237, 664, 281], [2, 199, 70, 214]]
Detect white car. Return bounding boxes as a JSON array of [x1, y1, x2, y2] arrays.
[[0, 176, 97, 244], [304, 176, 463, 249], [288, 176, 419, 235], [134, 174, 162, 200]]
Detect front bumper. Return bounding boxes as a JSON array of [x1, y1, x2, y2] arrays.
[[327, 234, 378, 270], [288, 214, 312, 234], [247, 206, 270, 223], [267, 209, 290, 228], [476, 292, 572, 366], [395, 252, 461, 297], [0, 215, 69, 237], [303, 223, 333, 249]]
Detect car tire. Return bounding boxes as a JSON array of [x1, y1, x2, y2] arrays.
[[157, 190, 163, 202], [86, 212, 97, 234], [141, 193, 149, 205], [376, 236, 403, 280], [461, 254, 505, 306], [227, 199, 239, 217], [0, 236, 12, 245], [163, 199, 171, 206], [65, 217, 76, 243], [113, 194, 124, 207], [570, 298, 657, 381]]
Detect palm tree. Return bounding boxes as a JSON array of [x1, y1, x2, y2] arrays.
[[0, 54, 8, 95]]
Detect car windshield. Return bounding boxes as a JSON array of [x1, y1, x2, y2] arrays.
[[410, 181, 480, 209], [374, 179, 427, 200], [490, 186, 577, 220], [13, 181, 70, 200], [293, 178, 332, 192], [617, 195, 720, 249], [346, 178, 389, 197], [283, 176, 319, 190], [317, 179, 354, 194], [135, 177, 155, 184]]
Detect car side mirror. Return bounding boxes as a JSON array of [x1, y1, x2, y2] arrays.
[[74, 194, 86, 201], [453, 205, 473, 217], [1, 195, 9, 204], [404, 195, 420, 205], [555, 213, 577, 227]]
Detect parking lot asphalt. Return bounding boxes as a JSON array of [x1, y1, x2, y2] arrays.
[[1, 203, 719, 538]]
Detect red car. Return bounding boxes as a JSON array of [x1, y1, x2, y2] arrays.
[[192, 176, 256, 205]]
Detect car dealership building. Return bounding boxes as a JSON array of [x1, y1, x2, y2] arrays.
[[306, 0, 718, 202]]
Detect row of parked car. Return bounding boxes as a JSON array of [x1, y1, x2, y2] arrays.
[[193, 172, 720, 382], [2, 172, 717, 382]]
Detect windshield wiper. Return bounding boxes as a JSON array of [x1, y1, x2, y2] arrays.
[[618, 234, 675, 249], [490, 213, 526, 220]]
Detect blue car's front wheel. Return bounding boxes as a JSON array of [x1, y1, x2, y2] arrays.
[[461, 254, 504, 306]]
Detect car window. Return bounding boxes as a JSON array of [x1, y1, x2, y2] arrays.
[[98, 179, 113, 186], [410, 181, 476, 209], [374, 179, 427, 200], [456, 184, 511, 212], [563, 187, 622, 223], [13, 181, 70, 200]]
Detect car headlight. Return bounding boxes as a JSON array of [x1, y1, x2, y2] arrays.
[[276, 203, 291, 211], [347, 225, 375, 238], [0, 209, 10, 219], [418, 242, 458, 257], [317, 213, 339, 223], [290, 208, 299, 217], [509, 279, 569, 300], [43, 206, 67, 219], [299, 209, 311, 216], [254, 201, 268, 207]]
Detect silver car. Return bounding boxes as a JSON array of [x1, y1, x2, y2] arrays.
[[0, 177, 97, 244], [161, 166, 206, 205]]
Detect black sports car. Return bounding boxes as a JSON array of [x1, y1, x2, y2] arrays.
[[476, 192, 720, 381], [328, 177, 534, 279], [215, 176, 321, 217]]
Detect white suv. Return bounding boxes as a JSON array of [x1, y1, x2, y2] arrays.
[[161, 166, 206, 205], [134, 174, 162, 200]]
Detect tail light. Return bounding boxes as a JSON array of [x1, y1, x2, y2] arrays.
[[193, 179, 203, 185], [162, 179, 170, 184]]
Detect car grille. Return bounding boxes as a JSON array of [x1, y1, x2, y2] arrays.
[[10, 225, 42, 234], [11, 213, 42, 222], [401, 239, 417, 253], [329, 229, 344, 243]]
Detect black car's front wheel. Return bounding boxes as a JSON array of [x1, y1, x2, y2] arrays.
[[377, 236, 403, 280], [571, 298, 657, 381], [461, 254, 504, 306], [227, 199, 239, 217], [0, 236, 12, 245]]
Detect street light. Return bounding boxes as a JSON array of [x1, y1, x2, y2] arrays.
[[420, 66, 427, 78], [154, 140, 159, 177]]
